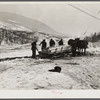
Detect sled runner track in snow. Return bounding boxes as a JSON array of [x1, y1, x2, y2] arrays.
[[0, 56, 31, 62]]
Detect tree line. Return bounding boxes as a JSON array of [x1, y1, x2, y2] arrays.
[[84, 32, 100, 42]]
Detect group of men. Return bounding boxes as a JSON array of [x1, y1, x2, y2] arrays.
[[31, 39, 63, 58]]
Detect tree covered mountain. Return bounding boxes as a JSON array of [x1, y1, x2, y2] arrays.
[[0, 12, 62, 45]]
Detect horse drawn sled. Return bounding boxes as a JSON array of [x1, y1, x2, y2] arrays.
[[38, 45, 71, 58]]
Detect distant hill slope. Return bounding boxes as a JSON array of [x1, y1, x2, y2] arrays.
[[0, 12, 62, 37], [0, 12, 67, 45]]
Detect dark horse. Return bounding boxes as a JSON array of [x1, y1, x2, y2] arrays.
[[68, 38, 88, 56], [68, 39, 77, 56]]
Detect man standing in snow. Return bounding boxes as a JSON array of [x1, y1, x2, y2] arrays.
[[40, 39, 47, 50], [49, 39, 55, 47], [31, 40, 38, 58], [58, 39, 63, 46]]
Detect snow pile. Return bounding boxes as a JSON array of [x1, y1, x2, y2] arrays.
[[0, 53, 100, 89], [0, 58, 88, 90], [0, 58, 76, 89], [33, 72, 77, 89], [87, 42, 100, 55]]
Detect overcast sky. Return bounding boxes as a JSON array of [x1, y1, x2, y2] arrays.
[[0, 2, 100, 37]]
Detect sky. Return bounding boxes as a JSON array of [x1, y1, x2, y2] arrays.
[[0, 2, 100, 37]]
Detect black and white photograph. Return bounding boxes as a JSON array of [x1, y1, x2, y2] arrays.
[[0, 1, 100, 91]]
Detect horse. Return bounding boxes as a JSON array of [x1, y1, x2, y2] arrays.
[[68, 38, 88, 56], [68, 39, 77, 56], [76, 40, 88, 55]]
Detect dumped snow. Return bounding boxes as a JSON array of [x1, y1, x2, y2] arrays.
[[0, 43, 100, 90], [0, 55, 100, 89], [87, 42, 100, 55]]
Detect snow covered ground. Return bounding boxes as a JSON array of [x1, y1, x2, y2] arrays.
[[86, 42, 100, 55], [0, 43, 100, 90], [0, 44, 30, 59]]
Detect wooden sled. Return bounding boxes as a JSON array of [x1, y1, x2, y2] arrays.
[[38, 45, 71, 58]]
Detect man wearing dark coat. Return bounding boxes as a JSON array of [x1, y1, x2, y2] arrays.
[[58, 39, 63, 46], [49, 39, 55, 47], [31, 40, 38, 58], [40, 39, 47, 50]]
